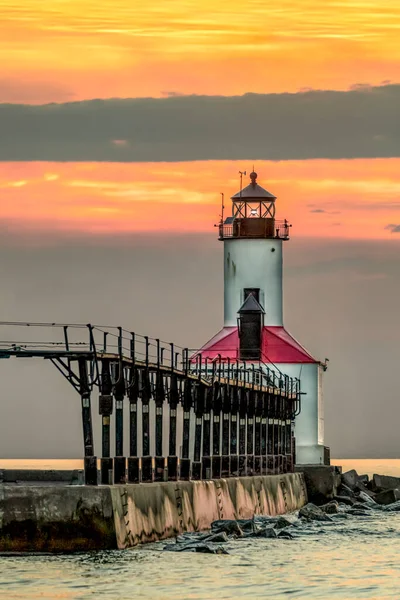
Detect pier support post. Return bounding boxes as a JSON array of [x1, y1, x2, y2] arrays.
[[113, 361, 126, 484], [221, 384, 230, 478], [238, 388, 247, 476], [261, 392, 267, 475], [79, 358, 97, 485], [99, 359, 113, 485], [180, 378, 192, 480], [246, 390, 255, 476], [201, 386, 212, 479], [141, 369, 154, 483], [211, 382, 222, 479], [167, 372, 179, 481], [192, 383, 205, 480], [154, 370, 166, 482], [229, 380, 239, 477], [127, 359, 140, 484]]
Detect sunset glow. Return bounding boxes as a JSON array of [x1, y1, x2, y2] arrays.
[[1, 160, 399, 239], [1, 1, 400, 103]]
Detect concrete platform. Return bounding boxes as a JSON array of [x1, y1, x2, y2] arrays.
[[0, 473, 307, 552], [295, 464, 342, 504]]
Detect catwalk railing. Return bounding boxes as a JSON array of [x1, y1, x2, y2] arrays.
[[0, 322, 301, 485]]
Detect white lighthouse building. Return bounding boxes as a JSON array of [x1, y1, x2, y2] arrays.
[[198, 171, 327, 465]]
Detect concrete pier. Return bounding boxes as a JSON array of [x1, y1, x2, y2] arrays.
[[0, 473, 307, 552]]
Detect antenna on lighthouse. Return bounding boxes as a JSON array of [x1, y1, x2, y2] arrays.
[[220, 192, 225, 224], [238, 171, 246, 198]]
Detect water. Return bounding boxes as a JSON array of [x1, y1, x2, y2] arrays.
[[1, 459, 399, 600]]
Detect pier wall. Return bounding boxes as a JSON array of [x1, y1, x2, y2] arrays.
[[0, 473, 307, 552]]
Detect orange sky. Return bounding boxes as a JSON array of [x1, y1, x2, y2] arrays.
[[1, 0, 400, 102], [1, 159, 399, 239], [1, 2, 400, 241]]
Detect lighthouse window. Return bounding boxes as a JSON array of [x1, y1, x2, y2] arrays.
[[244, 288, 260, 303]]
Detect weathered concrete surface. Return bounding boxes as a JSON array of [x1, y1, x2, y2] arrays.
[[112, 474, 307, 548], [295, 465, 342, 504], [0, 474, 307, 552], [0, 470, 83, 485], [0, 486, 115, 552]]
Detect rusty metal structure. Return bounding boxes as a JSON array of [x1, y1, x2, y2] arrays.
[[0, 322, 301, 485]]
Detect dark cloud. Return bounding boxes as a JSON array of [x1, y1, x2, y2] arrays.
[[0, 233, 399, 459], [310, 209, 326, 213], [385, 224, 400, 233], [1, 84, 400, 161]]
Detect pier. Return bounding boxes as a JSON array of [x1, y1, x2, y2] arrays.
[[0, 321, 300, 487]]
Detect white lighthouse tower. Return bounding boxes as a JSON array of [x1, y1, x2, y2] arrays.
[[199, 171, 327, 465]]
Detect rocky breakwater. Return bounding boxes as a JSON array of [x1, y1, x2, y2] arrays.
[[335, 469, 400, 507], [161, 480, 400, 555]]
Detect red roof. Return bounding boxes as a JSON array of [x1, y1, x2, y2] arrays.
[[195, 326, 317, 364]]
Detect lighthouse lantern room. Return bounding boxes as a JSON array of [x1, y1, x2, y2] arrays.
[[199, 171, 327, 466]]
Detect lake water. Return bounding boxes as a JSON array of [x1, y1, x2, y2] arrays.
[[1, 458, 399, 600]]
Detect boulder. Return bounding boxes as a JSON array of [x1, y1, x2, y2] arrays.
[[164, 542, 229, 554], [352, 502, 372, 511], [250, 525, 278, 539], [236, 519, 257, 532], [203, 532, 229, 544], [274, 516, 297, 530], [358, 474, 369, 485], [277, 529, 294, 539], [299, 503, 333, 522], [357, 490, 377, 505], [375, 488, 400, 505], [211, 520, 244, 537], [320, 501, 339, 514], [372, 474, 400, 492], [333, 495, 356, 506], [347, 509, 370, 516], [341, 469, 359, 490], [338, 484, 356, 498], [382, 500, 400, 512]]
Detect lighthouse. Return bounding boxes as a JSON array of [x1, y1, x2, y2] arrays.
[[198, 171, 327, 465]]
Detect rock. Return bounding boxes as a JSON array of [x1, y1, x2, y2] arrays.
[[333, 495, 356, 506], [352, 502, 372, 511], [341, 469, 359, 490], [347, 509, 370, 516], [358, 474, 369, 485], [195, 544, 229, 554], [203, 532, 229, 543], [250, 525, 278, 538], [357, 490, 377, 505], [164, 542, 229, 554], [211, 520, 244, 537], [295, 465, 342, 504], [382, 500, 400, 512], [277, 529, 294, 539], [274, 516, 297, 530], [320, 501, 339, 514], [372, 474, 400, 492], [236, 519, 257, 532], [338, 483, 356, 497], [375, 488, 400, 505], [299, 503, 333, 522]]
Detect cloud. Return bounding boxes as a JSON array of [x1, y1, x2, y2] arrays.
[[2, 84, 400, 161], [385, 224, 400, 233], [310, 209, 326, 213]]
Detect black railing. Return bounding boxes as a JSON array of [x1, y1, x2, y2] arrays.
[[219, 219, 291, 240]]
